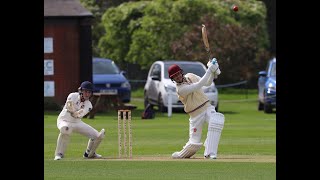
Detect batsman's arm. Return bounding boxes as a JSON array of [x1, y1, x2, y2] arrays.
[[178, 65, 217, 97], [205, 73, 215, 86], [192, 73, 214, 87]]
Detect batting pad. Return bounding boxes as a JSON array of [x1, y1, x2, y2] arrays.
[[204, 112, 224, 156], [87, 129, 105, 158], [173, 142, 203, 158]]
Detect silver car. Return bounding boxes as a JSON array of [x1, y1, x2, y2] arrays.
[[144, 60, 219, 112]]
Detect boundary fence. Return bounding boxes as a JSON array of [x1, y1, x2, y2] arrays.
[[129, 80, 250, 98]]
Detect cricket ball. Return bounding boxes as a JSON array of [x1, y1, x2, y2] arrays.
[[232, 5, 238, 12]]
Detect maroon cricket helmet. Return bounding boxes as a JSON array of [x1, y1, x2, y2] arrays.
[[168, 64, 182, 78]]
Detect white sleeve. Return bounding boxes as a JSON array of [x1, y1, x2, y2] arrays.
[[187, 73, 213, 87], [178, 68, 213, 97], [204, 73, 215, 86]]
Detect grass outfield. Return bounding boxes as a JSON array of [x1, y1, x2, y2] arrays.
[[44, 90, 276, 179]]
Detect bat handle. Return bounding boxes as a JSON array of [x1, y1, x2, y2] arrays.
[[207, 50, 213, 61]]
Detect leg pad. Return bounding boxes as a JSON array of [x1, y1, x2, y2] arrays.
[[87, 129, 105, 158]]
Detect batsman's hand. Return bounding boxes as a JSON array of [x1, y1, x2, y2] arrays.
[[207, 58, 220, 74], [208, 63, 219, 74], [207, 58, 218, 68]]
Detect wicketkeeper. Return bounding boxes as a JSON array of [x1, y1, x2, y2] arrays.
[[54, 81, 105, 160], [168, 58, 225, 159]]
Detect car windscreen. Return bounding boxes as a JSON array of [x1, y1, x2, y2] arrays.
[[270, 62, 276, 77], [93, 60, 120, 74], [164, 63, 205, 79]]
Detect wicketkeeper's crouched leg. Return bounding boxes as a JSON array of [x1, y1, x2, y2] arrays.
[[83, 129, 105, 158], [54, 126, 72, 160]]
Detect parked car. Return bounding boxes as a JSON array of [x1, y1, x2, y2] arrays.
[[92, 57, 131, 103], [144, 60, 219, 112], [258, 57, 276, 113]]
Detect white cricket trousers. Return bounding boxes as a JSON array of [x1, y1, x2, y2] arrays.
[[57, 119, 99, 139], [186, 105, 216, 149]]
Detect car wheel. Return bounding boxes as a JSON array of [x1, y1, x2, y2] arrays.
[[258, 101, 264, 111], [264, 103, 273, 113], [263, 91, 273, 113], [158, 94, 167, 113], [144, 91, 149, 108]]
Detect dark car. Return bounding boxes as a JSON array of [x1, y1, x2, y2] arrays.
[[258, 57, 276, 113], [92, 57, 131, 103]]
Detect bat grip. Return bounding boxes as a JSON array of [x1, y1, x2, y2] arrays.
[[207, 50, 212, 61]]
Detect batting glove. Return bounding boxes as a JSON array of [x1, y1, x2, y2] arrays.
[[207, 58, 221, 77], [208, 58, 219, 73], [207, 58, 217, 68]]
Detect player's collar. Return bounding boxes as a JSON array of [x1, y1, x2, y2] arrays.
[[177, 77, 188, 85]]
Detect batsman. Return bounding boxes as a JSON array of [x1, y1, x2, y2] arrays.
[[169, 25, 225, 159]]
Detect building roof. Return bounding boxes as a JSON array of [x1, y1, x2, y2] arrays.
[[44, 0, 92, 17]]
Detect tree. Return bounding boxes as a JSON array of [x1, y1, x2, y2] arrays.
[[171, 15, 270, 87], [260, 0, 276, 55], [80, 0, 136, 56], [97, 0, 270, 86]]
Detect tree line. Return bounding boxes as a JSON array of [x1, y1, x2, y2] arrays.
[[80, 0, 275, 88]]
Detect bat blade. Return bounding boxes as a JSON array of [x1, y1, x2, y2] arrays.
[[202, 24, 213, 61], [202, 24, 210, 52]]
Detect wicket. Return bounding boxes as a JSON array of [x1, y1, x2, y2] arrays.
[[117, 110, 132, 158]]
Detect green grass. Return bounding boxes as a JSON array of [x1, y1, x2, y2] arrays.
[[44, 90, 276, 180], [131, 87, 145, 98]]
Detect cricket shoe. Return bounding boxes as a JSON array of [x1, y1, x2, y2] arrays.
[[54, 156, 62, 160], [204, 154, 217, 159], [83, 152, 102, 159], [171, 152, 180, 159], [54, 153, 64, 160]]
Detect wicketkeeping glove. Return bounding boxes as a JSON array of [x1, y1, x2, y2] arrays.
[[66, 101, 75, 113]]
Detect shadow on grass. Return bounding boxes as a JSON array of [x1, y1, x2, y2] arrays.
[[217, 111, 239, 114]]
